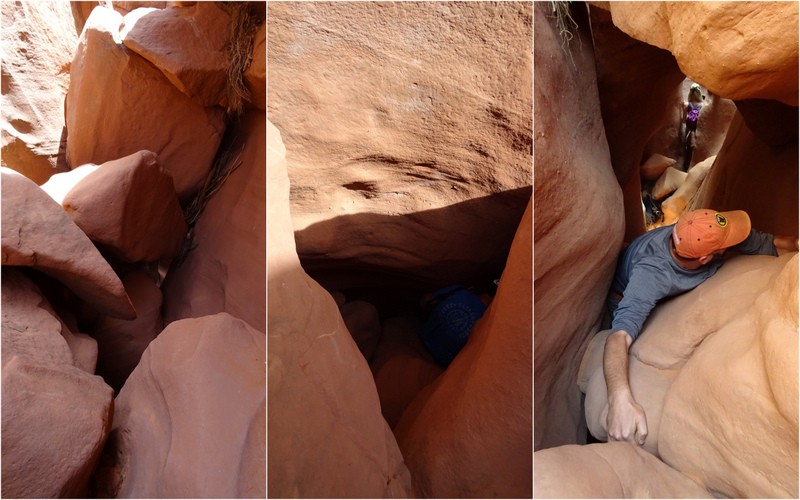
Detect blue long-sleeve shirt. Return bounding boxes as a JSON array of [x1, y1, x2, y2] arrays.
[[608, 225, 776, 340]]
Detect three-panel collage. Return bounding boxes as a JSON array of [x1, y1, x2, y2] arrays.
[[1, 1, 797, 499]]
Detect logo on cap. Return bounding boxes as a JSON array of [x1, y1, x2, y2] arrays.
[[715, 213, 727, 227]]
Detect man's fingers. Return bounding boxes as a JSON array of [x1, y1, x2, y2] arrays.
[[636, 414, 649, 445]]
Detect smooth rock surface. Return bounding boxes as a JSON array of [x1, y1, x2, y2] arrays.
[[94, 313, 265, 498], [65, 6, 226, 201], [1, 168, 135, 319], [267, 120, 413, 498], [1, 0, 76, 184], [60, 150, 186, 263]]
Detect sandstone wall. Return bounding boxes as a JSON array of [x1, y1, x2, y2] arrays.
[[533, 2, 624, 449], [268, 2, 531, 291]]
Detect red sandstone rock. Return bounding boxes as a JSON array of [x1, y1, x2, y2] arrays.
[[268, 2, 531, 289], [640, 153, 676, 182], [1, 269, 113, 497], [607, 2, 799, 106], [589, 5, 685, 243], [693, 106, 799, 237], [94, 313, 265, 498], [1, 168, 135, 319], [369, 314, 443, 428], [120, 3, 230, 107], [60, 150, 187, 263], [161, 111, 265, 332], [533, 3, 624, 449], [340, 300, 382, 361], [40, 163, 100, 202], [92, 270, 163, 392], [1, 1, 76, 184], [244, 22, 265, 110], [267, 120, 412, 498], [65, 6, 226, 202], [394, 198, 532, 497]]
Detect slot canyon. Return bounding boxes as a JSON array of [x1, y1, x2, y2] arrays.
[[3, 0, 798, 499], [2, 1, 265, 497]]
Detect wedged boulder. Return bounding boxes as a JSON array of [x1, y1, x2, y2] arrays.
[[269, 2, 531, 289], [93, 313, 265, 498], [654, 155, 715, 227], [1, 168, 135, 319], [369, 314, 443, 428], [639, 153, 676, 182], [534, 443, 712, 499], [395, 197, 532, 497], [120, 3, 230, 107], [65, 6, 226, 202], [606, 2, 799, 106], [580, 254, 798, 497], [652, 166, 687, 200], [1, 269, 113, 498], [533, 3, 623, 449], [1, 0, 76, 184], [92, 270, 163, 392], [41, 163, 100, 202], [161, 111, 265, 332], [267, 120, 413, 498], [58, 150, 186, 264]]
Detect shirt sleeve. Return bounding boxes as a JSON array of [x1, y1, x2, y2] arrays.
[[730, 229, 777, 256], [611, 262, 671, 342]]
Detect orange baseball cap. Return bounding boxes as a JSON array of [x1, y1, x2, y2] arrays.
[[672, 209, 751, 259]]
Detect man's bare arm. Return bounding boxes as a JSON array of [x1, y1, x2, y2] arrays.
[[604, 330, 648, 445], [773, 235, 799, 256]]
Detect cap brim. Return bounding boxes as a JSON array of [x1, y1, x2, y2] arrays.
[[719, 210, 751, 248]]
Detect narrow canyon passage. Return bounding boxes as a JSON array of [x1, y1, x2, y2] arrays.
[[535, 2, 798, 498]]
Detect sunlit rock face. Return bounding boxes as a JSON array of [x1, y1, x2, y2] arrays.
[[605, 2, 799, 106], [267, 121, 413, 498], [533, 2, 624, 450], [1, 0, 76, 184], [268, 1, 531, 291]]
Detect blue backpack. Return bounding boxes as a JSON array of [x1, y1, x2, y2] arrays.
[[419, 285, 487, 366]]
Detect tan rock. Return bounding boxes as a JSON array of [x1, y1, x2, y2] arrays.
[[580, 254, 798, 497], [1, 168, 135, 319], [268, 2, 531, 288], [60, 150, 187, 263], [534, 442, 713, 498], [534, 3, 624, 449], [1, 0, 76, 184], [94, 313, 265, 498], [92, 270, 163, 392], [161, 111, 265, 332], [1, 269, 113, 497], [120, 3, 229, 107], [652, 166, 687, 200], [608, 2, 799, 106], [267, 120, 412, 498], [655, 155, 714, 227], [395, 198, 532, 497], [40, 163, 100, 202], [65, 6, 226, 202], [640, 153, 676, 181]]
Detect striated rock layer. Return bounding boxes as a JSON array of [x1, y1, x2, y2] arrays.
[[268, 1, 531, 290], [533, 2, 623, 449]]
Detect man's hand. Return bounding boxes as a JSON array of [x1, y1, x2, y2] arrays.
[[607, 392, 648, 445], [603, 330, 648, 446]]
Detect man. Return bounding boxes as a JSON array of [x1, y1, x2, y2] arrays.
[[604, 209, 798, 445]]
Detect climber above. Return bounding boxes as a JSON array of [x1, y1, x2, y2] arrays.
[[603, 209, 798, 446], [682, 83, 704, 169]]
